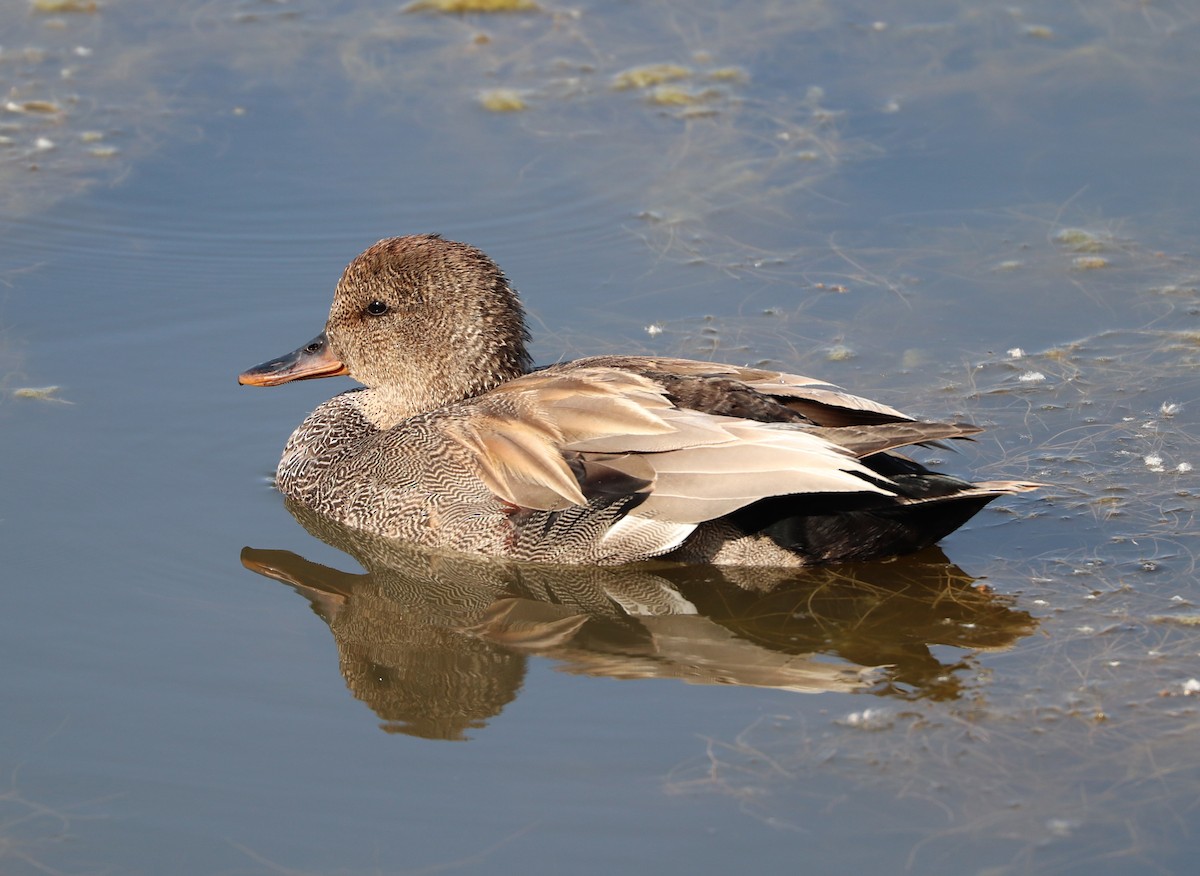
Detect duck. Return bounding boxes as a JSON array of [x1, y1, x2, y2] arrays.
[[239, 234, 1037, 566]]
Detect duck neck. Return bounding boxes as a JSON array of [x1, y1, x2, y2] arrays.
[[356, 352, 531, 431], [353, 386, 418, 431]]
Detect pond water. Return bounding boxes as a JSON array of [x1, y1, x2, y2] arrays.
[[4, 1, 1200, 873]]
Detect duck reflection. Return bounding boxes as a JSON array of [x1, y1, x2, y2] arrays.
[[241, 503, 1036, 740]]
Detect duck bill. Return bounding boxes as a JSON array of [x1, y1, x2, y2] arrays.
[[238, 331, 349, 387]]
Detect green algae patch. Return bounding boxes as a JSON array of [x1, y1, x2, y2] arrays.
[[478, 88, 527, 112], [9, 100, 63, 114], [1053, 227, 1109, 252], [405, 0, 540, 13], [612, 63, 692, 90], [12, 385, 72, 403], [1150, 614, 1200, 627], [645, 85, 722, 107], [707, 66, 748, 84], [30, 0, 98, 12], [825, 344, 856, 362], [1072, 255, 1109, 270]]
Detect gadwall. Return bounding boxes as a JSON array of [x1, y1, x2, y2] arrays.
[[240, 235, 1036, 566]]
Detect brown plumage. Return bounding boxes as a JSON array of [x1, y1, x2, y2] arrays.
[[239, 234, 1038, 566]]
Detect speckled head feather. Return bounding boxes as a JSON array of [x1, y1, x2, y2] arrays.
[[326, 235, 532, 422]]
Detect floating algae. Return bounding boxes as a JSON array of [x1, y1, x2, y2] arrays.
[[706, 66, 748, 83], [1053, 227, 1109, 252], [30, 0, 98, 12], [478, 88, 527, 112], [6, 100, 63, 114], [825, 344, 856, 362], [645, 86, 722, 107], [611, 63, 692, 90], [12, 385, 71, 403], [405, 0, 540, 13]]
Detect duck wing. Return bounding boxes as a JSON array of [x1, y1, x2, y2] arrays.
[[446, 365, 957, 524], [562, 356, 915, 426], [437, 362, 1037, 564]]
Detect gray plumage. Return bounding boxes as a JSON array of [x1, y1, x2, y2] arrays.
[[241, 234, 1038, 566]]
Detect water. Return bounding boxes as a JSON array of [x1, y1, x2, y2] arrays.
[[4, 1, 1200, 873]]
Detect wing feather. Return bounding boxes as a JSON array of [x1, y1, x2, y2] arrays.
[[454, 417, 586, 509], [817, 422, 983, 456], [454, 366, 912, 522], [581, 356, 914, 424]]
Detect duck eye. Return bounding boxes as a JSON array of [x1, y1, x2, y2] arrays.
[[366, 300, 389, 316]]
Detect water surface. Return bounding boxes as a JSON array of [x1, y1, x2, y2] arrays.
[[3, 1, 1200, 873]]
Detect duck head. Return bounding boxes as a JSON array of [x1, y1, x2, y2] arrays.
[[239, 235, 533, 418]]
